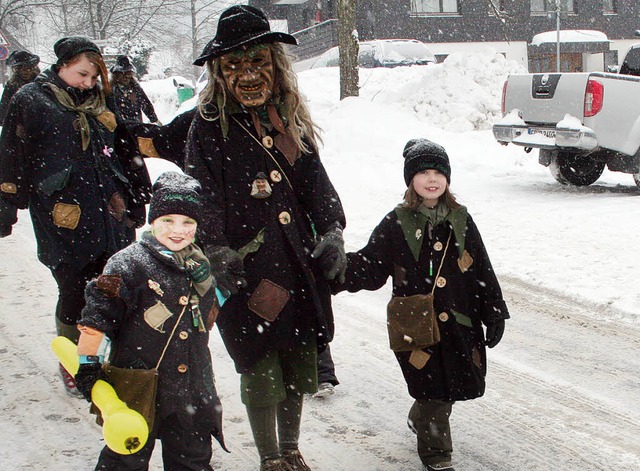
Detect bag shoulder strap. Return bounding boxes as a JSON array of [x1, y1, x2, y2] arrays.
[[155, 282, 192, 369], [430, 232, 452, 296]]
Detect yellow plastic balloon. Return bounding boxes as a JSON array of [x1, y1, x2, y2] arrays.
[[51, 336, 149, 454]]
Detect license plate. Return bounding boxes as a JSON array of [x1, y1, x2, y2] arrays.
[[528, 128, 556, 138]]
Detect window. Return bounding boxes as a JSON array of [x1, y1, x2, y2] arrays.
[[530, 0, 575, 14], [412, 0, 459, 15], [603, 0, 617, 14]]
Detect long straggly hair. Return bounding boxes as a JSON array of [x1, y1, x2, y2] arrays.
[[198, 43, 321, 153]]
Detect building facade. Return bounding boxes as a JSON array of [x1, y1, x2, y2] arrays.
[[253, 0, 640, 72]]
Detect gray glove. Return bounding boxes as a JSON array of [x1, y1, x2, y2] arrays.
[[206, 246, 247, 297], [311, 223, 347, 284], [485, 320, 505, 348]]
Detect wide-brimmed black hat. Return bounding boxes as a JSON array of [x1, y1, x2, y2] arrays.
[[193, 5, 297, 66], [54, 36, 101, 65], [111, 55, 135, 73], [6, 50, 40, 68]]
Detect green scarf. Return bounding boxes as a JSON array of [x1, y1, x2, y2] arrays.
[[43, 82, 107, 151], [395, 203, 469, 261]]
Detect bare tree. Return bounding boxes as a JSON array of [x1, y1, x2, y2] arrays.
[[338, 0, 358, 99], [0, 0, 53, 35]]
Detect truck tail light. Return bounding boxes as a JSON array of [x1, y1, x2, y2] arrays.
[[584, 79, 604, 117], [501, 80, 508, 115]]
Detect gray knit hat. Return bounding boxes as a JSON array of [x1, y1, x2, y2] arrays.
[[403, 138, 451, 186], [148, 172, 203, 223]]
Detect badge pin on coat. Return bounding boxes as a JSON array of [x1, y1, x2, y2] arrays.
[[148, 279, 164, 296], [250, 171, 272, 199]]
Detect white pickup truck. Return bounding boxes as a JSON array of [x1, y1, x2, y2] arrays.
[[493, 45, 640, 188]]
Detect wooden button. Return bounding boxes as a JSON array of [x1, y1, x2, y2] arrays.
[[179, 296, 189, 305], [262, 135, 274, 148], [434, 241, 443, 251], [436, 276, 447, 288], [278, 211, 291, 225], [415, 229, 422, 239], [270, 170, 282, 182], [438, 312, 449, 322], [179, 331, 189, 340], [177, 364, 188, 373]]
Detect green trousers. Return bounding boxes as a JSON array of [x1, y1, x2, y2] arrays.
[[408, 399, 454, 468]]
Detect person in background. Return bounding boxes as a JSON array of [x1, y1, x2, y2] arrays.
[[74, 171, 227, 470], [332, 138, 509, 471], [0, 50, 40, 126], [110, 55, 160, 124], [186, 5, 346, 470], [0, 37, 151, 395]]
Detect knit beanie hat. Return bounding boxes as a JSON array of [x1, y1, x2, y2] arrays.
[[54, 36, 101, 65], [148, 172, 203, 224], [6, 50, 39, 68], [111, 55, 135, 73], [403, 138, 451, 186]]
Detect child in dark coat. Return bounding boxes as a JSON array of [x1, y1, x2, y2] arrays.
[[333, 139, 509, 471], [74, 171, 227, 470]]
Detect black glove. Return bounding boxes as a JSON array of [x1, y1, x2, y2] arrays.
[[185, 257, 212, 284], [311, 223, 347, 284], [75, 362, 108, 402], [0, 224, 11, 238], [485, 320, 505, 348], [206, 246, 247, 297]]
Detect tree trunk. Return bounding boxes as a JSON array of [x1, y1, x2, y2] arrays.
[[338, 0, 358, 99]]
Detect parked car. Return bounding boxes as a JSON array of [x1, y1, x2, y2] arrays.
[[493, 43, 640, 188], [310, 39, 437, 69]]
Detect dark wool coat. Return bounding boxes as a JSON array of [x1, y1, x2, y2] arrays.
[[131, 107, 197, 169], [185, 107, 346, 374], [112, 81, 158, 123], [80, 233, 225, 446], [336, 206, 509, 401], [0, 80, 26, 126], [0, 68, 151, 270]]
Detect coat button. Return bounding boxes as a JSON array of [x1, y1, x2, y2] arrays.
[[436, 276, 447, 288], [270, 170, 282, 182], [278, 211, 291, 225], [179, 331, 189, 340], [434, 241, 443, 251], [262, 135, 274, 148], [438, 312, 449, 322], [178, 296, 189, 305], [177, 364, 188, 373]]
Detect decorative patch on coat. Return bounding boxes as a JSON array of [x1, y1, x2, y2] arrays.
[[458, 250, 473, 273], [1, 182, 17, 194], [96, 274, 122, 298], [409, 350, 431, 369], [108, 192, 126, 221], [248, 279, 290, 322], [96, 111, 117, 132], [144, 301, 173, 333], [52, 202, 81, 230], [472, 346, 482, 369], [137, 137, 160, 158], [15, 124, 26, 139]]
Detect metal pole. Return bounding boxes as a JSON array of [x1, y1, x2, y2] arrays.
[[556, 2, 561, 72]]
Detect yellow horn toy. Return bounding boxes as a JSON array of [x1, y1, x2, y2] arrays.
[[51, 336, 149, 454]]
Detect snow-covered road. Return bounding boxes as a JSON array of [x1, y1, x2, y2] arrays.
[[1, 214, 639, 470]]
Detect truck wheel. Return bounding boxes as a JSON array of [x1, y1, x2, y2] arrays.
[[549, 153, 605, 186]]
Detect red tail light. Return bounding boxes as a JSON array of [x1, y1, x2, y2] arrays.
[[501, 80, 508, 115], [584, 79, 604, 117]]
